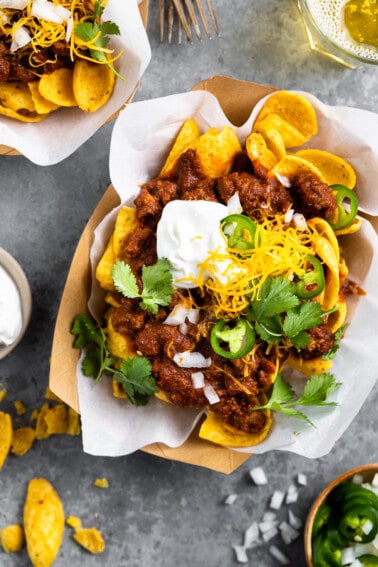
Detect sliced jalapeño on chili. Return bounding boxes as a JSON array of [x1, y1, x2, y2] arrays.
[[210, 317, 255, 359], [221, 214, 258, 251], [329, 184, 359, 231], [296, 254, 325, 299]]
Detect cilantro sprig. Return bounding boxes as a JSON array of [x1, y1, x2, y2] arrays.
[[252, 371, 341, 426], [74, 0, 124, 79], [71, 313, 157, 406], [111, 258, 174, 315], [247, 276, 335, 351]]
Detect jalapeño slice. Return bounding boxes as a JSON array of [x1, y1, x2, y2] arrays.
[[329, 184, 359, 231], [221, 214, 258, 250], [210, 317, 255, 359], [296, 255, 325, 299]]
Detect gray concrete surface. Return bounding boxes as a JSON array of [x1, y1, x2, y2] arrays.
[[1, 1, 378, 565]]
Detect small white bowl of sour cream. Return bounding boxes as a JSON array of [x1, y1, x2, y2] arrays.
[[0, 248, 32, 360]]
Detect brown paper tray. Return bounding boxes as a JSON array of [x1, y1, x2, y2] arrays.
[[49, 76, 281, 474], [0, 0, 149, 157]]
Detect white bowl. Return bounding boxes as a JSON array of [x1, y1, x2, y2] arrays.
[[0, 248, 32, 360]]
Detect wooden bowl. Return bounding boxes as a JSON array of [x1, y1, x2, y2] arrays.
[[304, 463, 378, 566], [0, 248, 32, 360]]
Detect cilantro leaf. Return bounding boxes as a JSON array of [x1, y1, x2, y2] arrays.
[[283, 301, 324, 338], [111, 261, 140, 298], [323, 324, 349, 360], [114, 357, 157, 406], [71, 313, 156, 405], [254, 316, 283, 344], [248, 276, 300, 321], [251, 371, 341, 427], [74, 2, 122, 77], [140, 259, 174, 314], [112, 259, 174, 315]]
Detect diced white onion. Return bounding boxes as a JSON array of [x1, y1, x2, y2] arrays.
[[275, 173, 291, 187], [173, 351, 211, 368], [341, 547, 356, 565], [262, 525, 279, 542], [350, 560, 363, 567], [293, 212, 308, 229], [288, 509, 302, 530], [285, 484, 298, 504], [31, 0, 71, 23], [164, 305, 200, 326], [232, 545, 249, 564], [352, 473, 364, 485], [179, 322, 189, 335], [10, 25, 31, 51], [224, 493, 238, 505], [268, 545, 290, 565], [371, 473, 378, 488], [0, 0, 28, 8], [270, 490, 285, 510], [284, 208, 294, 223], [203, 384, 220, 405], [249, 466, 268, 485], [362, 518, 374, 535], [223, 221, 237, 236], [0, 9, 9, 24], [297, 472, 307, 486], [227, 191, 243, 214], [65, 15, 73, 42], [262, 511, 277, 522], [279, 521, 300, 544], [259, 519, 278, 533], [191, 371, 205, 389], [243, 522, 260, 548]]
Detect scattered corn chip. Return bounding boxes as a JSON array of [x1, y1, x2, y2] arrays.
[[0, 524, 25, 553], [73, 527, 105, 554], [14, 399, 27, 416], [66, 408, 81, 436], [0, 411, 12, 469], [94, 478, 109, 489], [0, 387, 7, 402], [11, 427, 36, 456], [24, 478, 64, 567]]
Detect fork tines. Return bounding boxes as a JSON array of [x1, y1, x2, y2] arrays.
[[159, 0, 219, 44]]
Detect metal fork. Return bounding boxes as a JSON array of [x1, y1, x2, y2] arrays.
[[159, 0, 219, 44]]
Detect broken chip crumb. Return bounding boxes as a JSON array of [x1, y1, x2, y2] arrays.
[[0, 524, 25, 553], [73, 527, 105, 554], [66, 408, 81, 436], [0, 387, 7, 402], [0, 411, 12, 469], [66, 516, 82, 530], [11, 427, 36, 456], [14, 400, 27, 416], [94, 478, 109, 489], [44, 387, 62, 402]]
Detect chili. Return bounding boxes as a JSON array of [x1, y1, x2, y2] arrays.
[[210, 317, 255, 359], [296, 254, 325, 299], [221, 214, 258, 250], [329, 184, 359, 231]]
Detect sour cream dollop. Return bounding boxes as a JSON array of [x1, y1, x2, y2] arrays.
[[156, 200, 237, 288], [0, 265, 22, 346]]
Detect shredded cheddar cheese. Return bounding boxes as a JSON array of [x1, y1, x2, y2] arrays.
[[196, 214, 315, 320]]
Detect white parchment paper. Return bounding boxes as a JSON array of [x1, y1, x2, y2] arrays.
[[78, 89, 378, 458], [0, 0, 151, 165]]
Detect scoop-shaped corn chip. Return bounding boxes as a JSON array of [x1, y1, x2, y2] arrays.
[[255, 91, 318, 142], [0, 105, 47, 121], [95, 234, 116, 291], [160, 119, 201, 177], [271, 155, 326, 181], [107, 315, 136, 359], [253, 113, 308, 149], [255, 124, 286, 161], [199, 407, 272, 448], [28, 81, 60, 114], [295, 149, 356, 189], [24, 478, 64, 567], [73, 527, 105, 554], [285, 352, 333, 377], [0, 411, 12, 469], [308, 218, 340, 310], [0, 524, 25, 553], [0, 81, 35, 112], [189, 125, 242, 178], [11, 427, 36, 456], [38, 68, 77, 107], [96, 206, 138, 291], [246, 132, 278, 170], [73, 60, 115, 112]]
